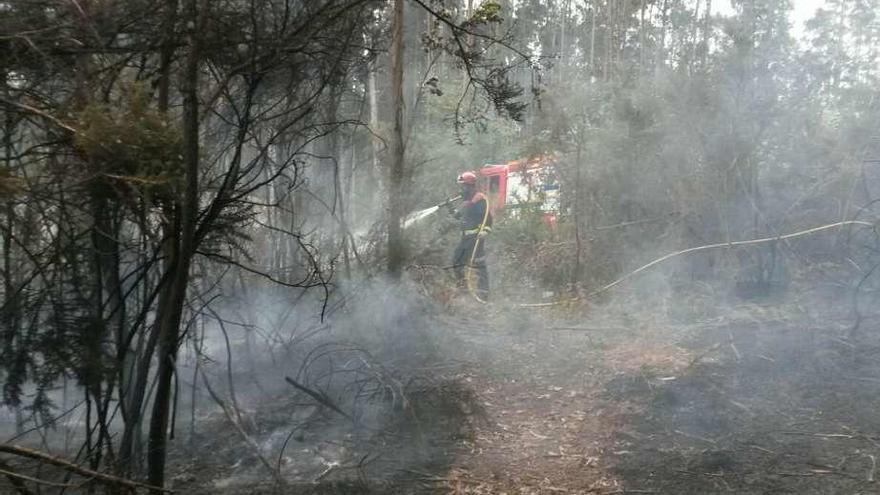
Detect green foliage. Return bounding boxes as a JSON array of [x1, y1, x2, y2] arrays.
[[73, 84, 183, 199], [492, 204, 570, 289], [467, 1, 503, 26], [409, 88, 521, 209], [483, 69, 527, 121]]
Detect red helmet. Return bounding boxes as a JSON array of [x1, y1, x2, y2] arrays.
[[457, 171, 477, 185]]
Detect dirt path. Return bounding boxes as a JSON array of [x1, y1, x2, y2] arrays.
[[438, 307, 649, 494]]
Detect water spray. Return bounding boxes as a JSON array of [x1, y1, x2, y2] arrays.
[[402, 195, 461, 229]]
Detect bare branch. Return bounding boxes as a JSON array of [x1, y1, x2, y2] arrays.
[[0, 445, 172, 492]]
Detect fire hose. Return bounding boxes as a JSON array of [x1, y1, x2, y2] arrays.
[[463, 195, 492, 304], [464, 218, 876, 308]]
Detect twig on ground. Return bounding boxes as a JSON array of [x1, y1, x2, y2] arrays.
[[675, 469, 725, 477], [729, 343, 741, 361], [527, 429, 550, 440], [600, 490, 658, 494], [781, 431, 880, 440], [728, 399, 754, 416], [314, 461, 340, 482], [547, 326, 601, 332], [748, 444, 776, 455], [686, 343, 722, 370], [774, 471, 825, 477]]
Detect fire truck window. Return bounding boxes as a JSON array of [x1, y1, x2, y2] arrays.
[[489, 176, 500, 194]]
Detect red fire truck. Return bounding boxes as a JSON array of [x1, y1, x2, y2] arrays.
[[470, 154, 560, 226], [402, 154, 561, 230]]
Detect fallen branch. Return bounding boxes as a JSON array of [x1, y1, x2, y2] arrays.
[[748, 444, 776, 455], [284, 376, 354, 422], [774, 471, 821, 477], [314, 461, 340, 482], [600, 490, 658, 494], [781, 431, 880, 441], [546, 325, 629, 333], [0, 444, 170, 492]]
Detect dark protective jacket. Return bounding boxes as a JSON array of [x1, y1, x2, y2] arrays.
[[452, 191, 491, 299], [456, 192, 493, 236]]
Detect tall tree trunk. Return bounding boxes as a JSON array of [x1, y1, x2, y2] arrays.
[[639, 0, 646, 69], [702, 0, 712, 71], [69, 0, 117, 471], [589, 0, 596, 77], [329, 92, 352, 278], [689, 0, 701, 75], [559, 0, 570, 80], [366, 62, 387, 217], [146, 0, 200, 489], [657, 0, 668, 72], [118, 0, 178, 475], [604, 0, 613, 82], [1, 70, 22, 436], [88, 194, 121, 472], [573, 131, 584, 289], [387, 0, 406, 278]]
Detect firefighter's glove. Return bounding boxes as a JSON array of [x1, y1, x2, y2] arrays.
[[445, 202, 456, 215], [477, 229, 490, 238]]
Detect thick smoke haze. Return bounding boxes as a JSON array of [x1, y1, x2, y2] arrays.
[[2, 0, 880, 493]]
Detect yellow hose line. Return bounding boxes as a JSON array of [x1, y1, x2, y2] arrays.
[[465, 196, 491, 304]]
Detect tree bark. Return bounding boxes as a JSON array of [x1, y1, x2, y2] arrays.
[[367, 62, 384, 201], [146, 0, 200, 490], [702, 0, 712, 71], [589, 0, 596, 77], [387, 0, 406, 278], [639, 0, 646, 69], [117, 0, 178, 476], [605, 0, 613, 82], [1, 70, 22, 437], [657, 0, 668, 72]]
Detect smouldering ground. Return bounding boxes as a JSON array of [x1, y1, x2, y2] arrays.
[[13, 286, 872, 494], [437, 292, 880, 495], [436, 303, 673, 494]]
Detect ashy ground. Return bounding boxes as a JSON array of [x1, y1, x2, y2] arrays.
[[164, 283, 880, 494], [6, 284, 875, 495], [434, 290, 880, 495]]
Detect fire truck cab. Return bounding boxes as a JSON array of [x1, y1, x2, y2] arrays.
[[473, 155, 560, 226]]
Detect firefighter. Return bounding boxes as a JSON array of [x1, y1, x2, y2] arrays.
[[449, 171, 492, 301]]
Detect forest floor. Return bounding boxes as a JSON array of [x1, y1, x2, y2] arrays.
[[157, 284, 880, 494], [436, 290, 880, 495], [5, 281, 880, 495]]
